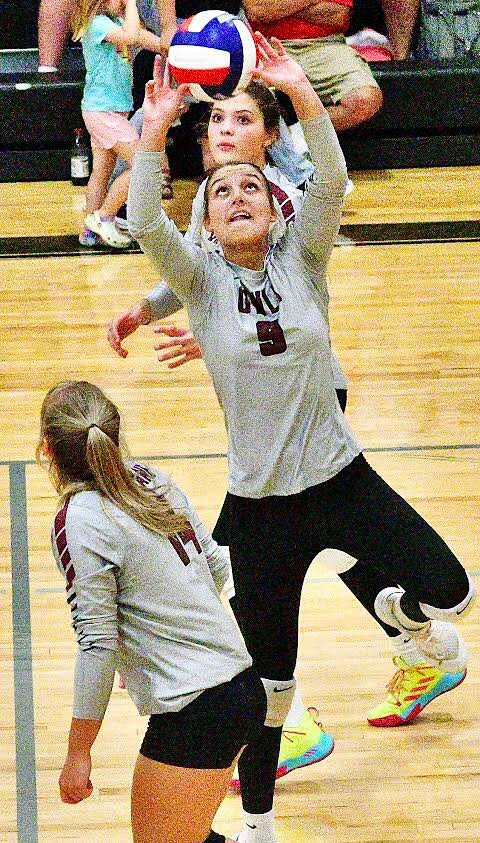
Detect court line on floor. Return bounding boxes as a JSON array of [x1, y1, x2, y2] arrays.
[[9, 462, 38, 843], [2, 441, 480, 468], [1, 220, 479, 258], [7, 442, 479, 840]]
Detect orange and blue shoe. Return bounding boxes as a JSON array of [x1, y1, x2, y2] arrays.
[[367, 656, 466, 727], [229, 707, 334, 794]]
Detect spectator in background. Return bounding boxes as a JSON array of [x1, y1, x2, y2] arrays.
[[379, 0, 420, 59], [38, 0, 421, 71], [37, 0, 243, 70], [38, 0, 77, 71], [72, 0, 166, 247], [243, 0, 384, 131]]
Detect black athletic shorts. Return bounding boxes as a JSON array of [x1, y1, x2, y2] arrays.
[[140, 667, 266, 768]]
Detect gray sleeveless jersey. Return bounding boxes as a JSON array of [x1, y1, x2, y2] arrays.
[[51, 463, 251, 720], [129, 114, 362, 498]]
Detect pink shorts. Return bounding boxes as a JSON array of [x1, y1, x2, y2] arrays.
[[82, 110, 139, 150]]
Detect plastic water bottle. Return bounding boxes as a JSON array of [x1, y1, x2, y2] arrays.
[[70, 128, 90, 186]]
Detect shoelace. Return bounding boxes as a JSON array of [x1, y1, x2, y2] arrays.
[[386, 661, 434, 702], [282, 706, 323, 743]]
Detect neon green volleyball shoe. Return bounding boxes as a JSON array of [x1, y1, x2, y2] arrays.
[[367, 656, 466, 727]]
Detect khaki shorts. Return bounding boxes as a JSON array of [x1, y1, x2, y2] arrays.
[[283, 34, 380, 105]]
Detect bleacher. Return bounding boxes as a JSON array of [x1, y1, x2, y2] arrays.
[[0, 0, 479, 181]]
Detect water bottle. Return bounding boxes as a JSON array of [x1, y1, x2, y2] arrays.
[[70, 128, 90, 186]]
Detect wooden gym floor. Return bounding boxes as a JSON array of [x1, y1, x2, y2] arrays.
[[1, 165, 479, 842]]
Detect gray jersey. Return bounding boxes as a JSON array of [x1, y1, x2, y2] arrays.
[[145, 161, 348, 390], [51, 463, 251, 720], [129, 114, 361, 498]]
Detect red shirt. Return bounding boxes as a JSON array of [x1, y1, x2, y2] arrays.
[[250, 0, 353, 40]]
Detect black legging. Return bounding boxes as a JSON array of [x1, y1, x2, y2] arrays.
[[222, 454, 470, 815], [227, 454, 469, 678], [213, 387, 401, 638]]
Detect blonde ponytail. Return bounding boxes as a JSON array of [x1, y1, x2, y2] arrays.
[[38, 381, 188, 537]]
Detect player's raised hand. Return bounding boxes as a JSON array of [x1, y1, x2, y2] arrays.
[[253, 33, 309, 92], [143, 54, 190, 130]]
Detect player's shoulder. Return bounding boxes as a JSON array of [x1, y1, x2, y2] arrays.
[[52, 490, 118, 561], [126, 460, 190, 509], [54, 490, 108, 536]]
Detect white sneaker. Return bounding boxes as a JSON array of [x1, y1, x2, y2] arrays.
[[375, 588, 468, 672], [85, 211, 131, 248]]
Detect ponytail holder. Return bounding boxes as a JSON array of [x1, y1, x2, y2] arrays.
[[87, 423, 97, 431]]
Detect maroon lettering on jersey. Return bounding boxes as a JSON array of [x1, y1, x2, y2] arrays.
[[131, 463, 156, 487], [54, 501, 76, 588], [169, 525, 202, 566], [256, 319, 287, 356], [268, 181, 295, 225], [249, 290, 267, 316], [238, 287, 251, 313], [262, 288, 280, 314], [238, 285, 282, 317]]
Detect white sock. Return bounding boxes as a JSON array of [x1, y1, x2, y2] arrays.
[[283, 683, 305, 727], [391, 632, 426, 667], [239, 809, 277, 843], [38, 65, 58, 72]]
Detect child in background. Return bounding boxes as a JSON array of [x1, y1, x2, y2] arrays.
[[72, 0, 163, 247]]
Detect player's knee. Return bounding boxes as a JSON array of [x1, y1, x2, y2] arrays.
[[420, 572, 476, 621], [261, 677, 296, 727]]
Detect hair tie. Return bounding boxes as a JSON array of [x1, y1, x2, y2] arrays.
[[87, 423, 97, 431]]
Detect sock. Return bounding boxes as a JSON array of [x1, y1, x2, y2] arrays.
[[392, 632, 426, 667], [38, 65, 58, 72], [283, 683, 305, 727], [239, 809, 277, 843]]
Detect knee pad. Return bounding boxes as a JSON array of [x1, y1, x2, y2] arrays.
[[261, 677, 296, 728], [419, 573, 476, 621]]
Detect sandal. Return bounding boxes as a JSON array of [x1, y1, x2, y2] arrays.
[[84, 212, 131, 249]]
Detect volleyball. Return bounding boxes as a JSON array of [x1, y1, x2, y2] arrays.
[[167, 10, 259, 102]]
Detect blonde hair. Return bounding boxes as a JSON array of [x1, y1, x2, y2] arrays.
[[37, 381, 188, 537], [71, 0, 113, 40]]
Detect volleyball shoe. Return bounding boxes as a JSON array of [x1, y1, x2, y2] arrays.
[[367, 656, 466, 726], [229, 707, 334, 794]]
